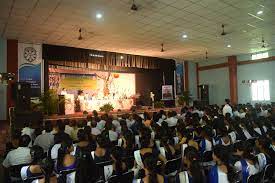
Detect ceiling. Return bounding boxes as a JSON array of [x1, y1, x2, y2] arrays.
[[1, 0, 275, 60]]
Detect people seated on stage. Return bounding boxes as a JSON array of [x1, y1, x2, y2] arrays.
[[33, 121, 54, 153], [2, 135, 32, 168]]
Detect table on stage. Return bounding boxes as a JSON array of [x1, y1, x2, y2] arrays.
[[84, 98, 134, 111], [63, 93, 134, 114]]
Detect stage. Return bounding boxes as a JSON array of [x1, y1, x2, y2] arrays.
[[43, 107, 181, 121]]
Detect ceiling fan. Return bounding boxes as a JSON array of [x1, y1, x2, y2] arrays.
[[131, 0, 138, 11], [78, 28, 83, 40], [161, 43, 164, 52]]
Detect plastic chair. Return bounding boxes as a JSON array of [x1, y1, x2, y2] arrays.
[[108, 170, 134, 183], [164, 156, 182, 176]]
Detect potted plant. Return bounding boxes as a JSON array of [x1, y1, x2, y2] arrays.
[[39, 89, 60, 116], [99, 103, 114, 113], [178, 91, 192, 106], [154, 101, 165, 108]]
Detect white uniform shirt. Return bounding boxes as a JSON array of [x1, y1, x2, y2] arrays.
[[223, 104, 233, 117], [2, 147, 32, 168], [33, 132, 54, 152], [165, 117, 178, 127]]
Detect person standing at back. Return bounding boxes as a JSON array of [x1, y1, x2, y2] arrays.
[[223, 99, 233, 118]]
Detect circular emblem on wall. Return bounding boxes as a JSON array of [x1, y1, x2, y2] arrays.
[[24, 47, 37, 63]]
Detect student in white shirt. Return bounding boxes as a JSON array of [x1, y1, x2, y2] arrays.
[[3, 135, 32, 168], [33, 121, 54, 152], [21, 121, 35, 142], [165, 111, 178, 127], [222, 99, 233, 117], [64, 119, 74, 137], [209, 145, 235, 183]]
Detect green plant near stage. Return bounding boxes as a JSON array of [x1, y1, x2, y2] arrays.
[[178, 91, 192, 106], [154, 101, 165, 108], [38, 89, 60, 115], [99, 103, 114, 113]]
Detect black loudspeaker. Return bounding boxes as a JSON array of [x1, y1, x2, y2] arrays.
[[58, 95, 65, 115], [12, 82, 31, 111], [198, 85, 209, 105]]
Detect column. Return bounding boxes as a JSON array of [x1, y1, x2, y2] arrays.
[[228, 56, 238, 104]]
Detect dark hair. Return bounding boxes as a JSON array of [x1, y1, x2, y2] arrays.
[[96, 134, 108, 148], [143, 153, 158, 183], [111, 146, 124, 175], [19, 135, 31, 147], [213, 145, 236, 183], [83, 126, 91, 135], [184, 146, 204, 183], [242, 142, 258, 165], [77, 129, 87, 141], [57, 121, 65, 132], [57, 138, 73, 171], [225, 99, 230, 104], [140, 134, 151, 148], [257, 137, 273, 156], [44, 121, 53, 133], [30, 145, 45, 164]]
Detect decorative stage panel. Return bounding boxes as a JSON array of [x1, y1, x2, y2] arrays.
[[49, 67, 135, 112]]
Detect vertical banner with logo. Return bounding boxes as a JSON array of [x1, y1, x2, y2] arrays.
[[162, 85, 173, 100], [18, 43, 42, 97], [176, 63, 184, 95]]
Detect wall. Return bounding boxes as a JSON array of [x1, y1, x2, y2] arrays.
[[0, 38, 7, 120], [188, 62, 197, 100], [199, 67, 230, 105], [237, 49, 275, 104]]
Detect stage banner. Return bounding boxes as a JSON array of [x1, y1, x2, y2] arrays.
[[18, 43, 42, 97], [176, 63, 184, 95], [162, 85, 173, 100]]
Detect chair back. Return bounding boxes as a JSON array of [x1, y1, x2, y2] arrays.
[[164, 156, 182, 175], [247, 171, 263, 183], [95, 160, 113, 181], [57, 169, 76, 183], [9, 163, 30, 182], [108, 170, 134, 183], [263, 164, 274, 183]]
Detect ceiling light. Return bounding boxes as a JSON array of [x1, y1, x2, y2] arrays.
[[96, 13, 103, 19], [182, 34, 188, 38], [227, 44, 231, 48], [120, 55, 124, 59], [257, 10, 263, 15]]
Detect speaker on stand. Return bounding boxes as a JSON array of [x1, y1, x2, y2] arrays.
[[198, 84, 209, 107], [12, 82, 31, 112]]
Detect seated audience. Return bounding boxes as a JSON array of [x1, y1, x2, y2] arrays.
[[3, 135, 32, 168], [34, 121, 54, 152]]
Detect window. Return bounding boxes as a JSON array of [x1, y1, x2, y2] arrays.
[[251, 80, 270, 101], [251, 52, 269, 60]]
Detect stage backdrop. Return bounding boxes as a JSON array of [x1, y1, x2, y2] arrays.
[[43, 44, 176, 103], [49, 67, 135, 99]]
